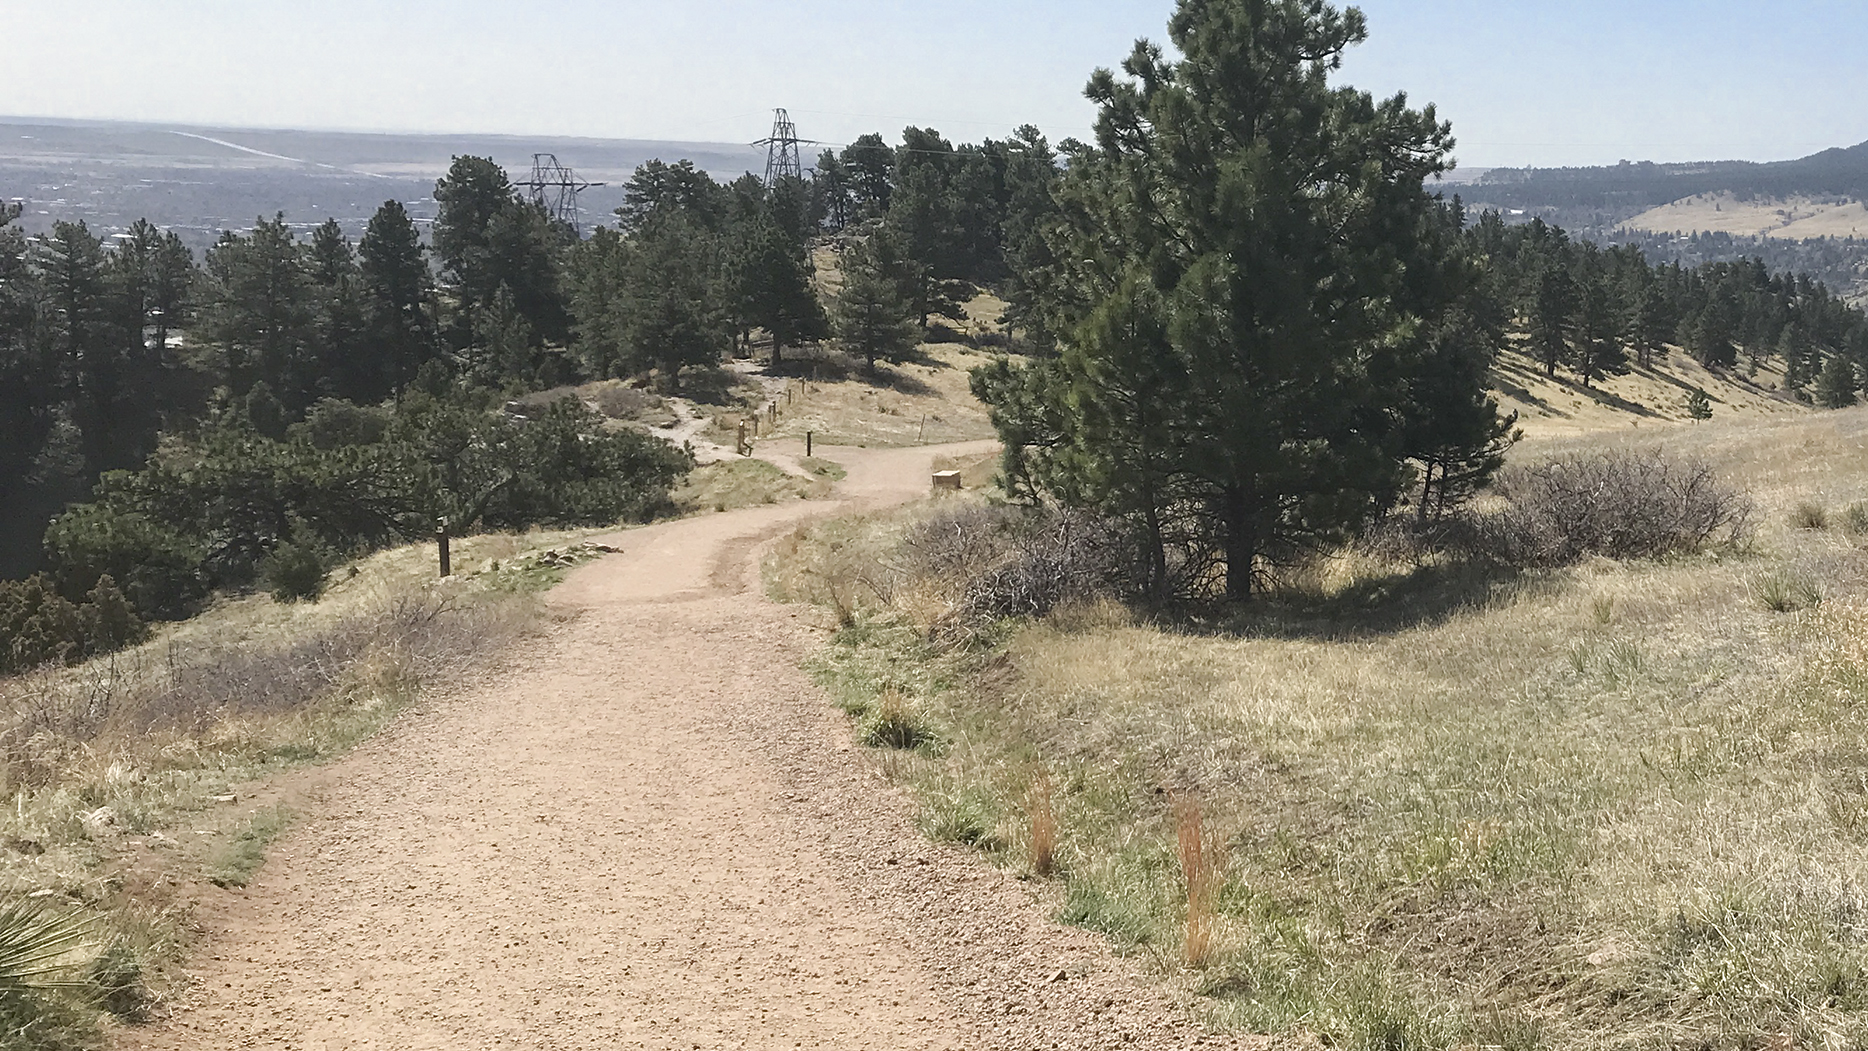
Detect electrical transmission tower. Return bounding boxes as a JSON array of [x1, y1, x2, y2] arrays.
[[753, 109, 815, 188], [515, 153, 603, 235]]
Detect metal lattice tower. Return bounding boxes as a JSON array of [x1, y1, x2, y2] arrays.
[[515, 153, 604, 235], [754, 109, 805, 187]]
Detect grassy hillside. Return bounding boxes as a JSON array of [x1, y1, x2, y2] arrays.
[[1491, 342, 1809, 439], [773, 346, 1868, 1046], [1622, 192, 1868, 240]]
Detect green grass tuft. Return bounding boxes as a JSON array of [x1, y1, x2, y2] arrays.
[[209, 807, 291, 889]]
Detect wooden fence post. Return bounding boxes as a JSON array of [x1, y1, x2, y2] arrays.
[[436, 518, 451, 578], [806, 431, 813, 457]]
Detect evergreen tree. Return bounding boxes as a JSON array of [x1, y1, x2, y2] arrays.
[[1527, 258, 1576, 378], [307, 219, 370, 403], [34, 221, 118, 473], [996, 126, 1063, 351], [433, 156, 570, 360], [727, 217, 827, 368], [615, 159, 726, 233], [567, 227, 633, 379], [839, 134, 895, 216], [980, 0, 1496, 599], [1573, 268, 1629, 387], [1816, 352, 1859, 408], [832, 232, 921, 371], [1686, 302, 1738, 369], [202, 215, 317, 405], [359, 199, 436, 397], [619, 214, 731, 390], [1626, 279, 1671, 369]]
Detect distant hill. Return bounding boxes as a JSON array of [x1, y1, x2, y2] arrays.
[[1469, 141, 1868, 219], [0, 116, 767, 250], [1458, 141, 1868, 305]]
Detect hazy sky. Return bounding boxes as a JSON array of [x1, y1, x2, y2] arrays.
[[3, 0, 1865, 169]]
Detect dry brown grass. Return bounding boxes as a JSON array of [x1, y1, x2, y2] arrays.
[[745, 342, 998, 449], [1622, 192, 1868, 240], [1028, 772, 1058, 878], [1492, 341, 1808, 440], [789, 401, 1868, 1047], [671, 458, 828, 513], [1174, 793, 1219, 969]]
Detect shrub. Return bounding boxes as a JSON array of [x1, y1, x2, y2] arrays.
[[78, 576, 145, 654], [1844, 502, 1868, 538], [0, 575, 144, 676], [1790, 501, 1830, 530], [258, 533, 333, 603], [0, 577, 84, 674], [43, 392, 693, 621], [1467, 452, 1752, 568], [903, 503, 1140, 623], [42, 505, 209, 621], [289, 398, 392, 449]]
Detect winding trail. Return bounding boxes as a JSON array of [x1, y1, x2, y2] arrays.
[[120, 440, 1240, 1051]]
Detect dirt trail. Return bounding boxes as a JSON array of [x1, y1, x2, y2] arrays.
[[121, 440, 1240, 1051]]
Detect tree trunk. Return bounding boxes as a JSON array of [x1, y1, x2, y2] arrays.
[[1142, 489, 1168, 600], [1222, 486, 1255, 602]]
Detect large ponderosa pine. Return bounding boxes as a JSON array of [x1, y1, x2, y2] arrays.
[[977, 0, 1513, 599]]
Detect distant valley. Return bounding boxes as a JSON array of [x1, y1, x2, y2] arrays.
[[0, 115, 766, 250]]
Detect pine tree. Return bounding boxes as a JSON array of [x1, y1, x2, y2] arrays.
[[1815, 353, 1859, 408], [1527, 260, 1576, 379], [619, 214, 731, 391], [1573, 271, 1629, 388], [832, 233, 921, 371], [308, 219, 369, 403], [203, 215, 317, 405], [727, 217, 826, 368], [978, 0, 1499, 599], [359, 199, 436, 397], [35, 221, 121, 473]]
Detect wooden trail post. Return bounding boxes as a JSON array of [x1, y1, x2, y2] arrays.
[[436, 518, 451, 578], [806, 431, 813, 457]]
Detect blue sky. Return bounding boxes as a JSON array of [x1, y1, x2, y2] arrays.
[[3, 0, 1864, 169]]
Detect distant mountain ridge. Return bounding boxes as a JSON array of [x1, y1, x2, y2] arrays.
[[1471, 141, 1868, 216]]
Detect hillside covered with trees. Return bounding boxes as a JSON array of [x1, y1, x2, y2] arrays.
[[5, 53, 1868, 657]]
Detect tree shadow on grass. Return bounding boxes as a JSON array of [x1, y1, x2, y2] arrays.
[[760, 346, 939, 397], [1156, 559, 1539, 642], [677, 365, 757, 406]]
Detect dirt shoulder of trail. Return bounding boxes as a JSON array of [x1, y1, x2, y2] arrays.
[[115, 440, 1260, 1051]]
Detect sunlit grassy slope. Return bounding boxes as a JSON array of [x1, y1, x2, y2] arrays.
[[781, 344, 1868, 1044], [1622, 191, 1868, 240], [1493, 341, 1809, 439]]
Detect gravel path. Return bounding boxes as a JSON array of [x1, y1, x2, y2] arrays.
[[118, 441, 1252, 1051]]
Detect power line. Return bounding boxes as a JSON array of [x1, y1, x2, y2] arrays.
[[513, 153, 603, 235]]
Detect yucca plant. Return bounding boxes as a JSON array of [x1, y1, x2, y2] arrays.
[[0, 902, 93, 991]]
